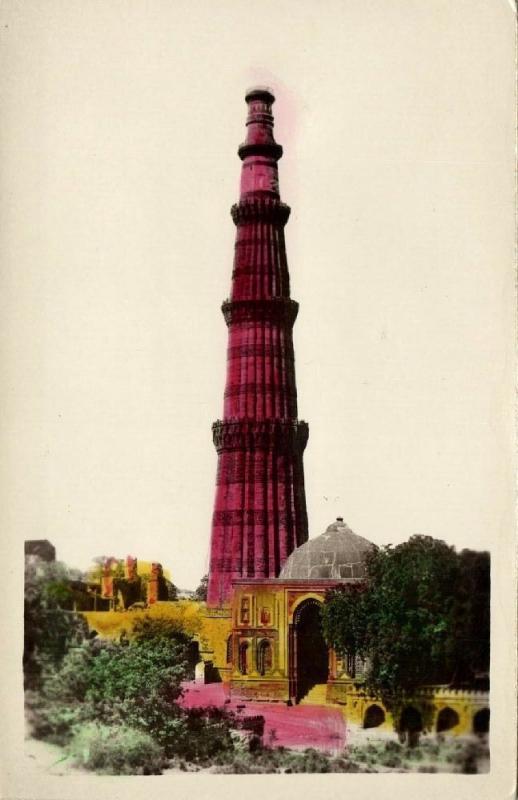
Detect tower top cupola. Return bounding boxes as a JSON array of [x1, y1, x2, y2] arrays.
[[238, 86, 283, 195]]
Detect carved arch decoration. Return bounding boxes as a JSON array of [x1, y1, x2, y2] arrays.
[[290, 593, 325, 625]]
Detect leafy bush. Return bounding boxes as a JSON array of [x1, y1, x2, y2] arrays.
[[26, 609, 239, 770], [24, 559, 89, 690], [283, 748, 332, 773], [384, 739, 402, 754], [25, 689, 83, 746], [68, 723, 166, 775], [213, 745, 338, 774], [379, 753, 402, 768], [329, 756, 360, 773]]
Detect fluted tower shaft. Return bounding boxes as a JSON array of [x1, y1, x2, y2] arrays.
[[207, 88, 309, 607]]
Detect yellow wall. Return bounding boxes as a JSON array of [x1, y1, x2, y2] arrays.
[[83, 600, 204, 640], [83, 600, 232, 675], [331, 684, 489, 736]]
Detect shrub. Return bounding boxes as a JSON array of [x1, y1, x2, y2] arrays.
[[68, 723, 166, 775], [384, 739, 402, 753], [422, 741, 440, 757], [25, 689, 82, 746], [329, 756, 360, 773], [380, 753, 402, 768], [24, 559, 90, 690], [286, 748, 331, 773]]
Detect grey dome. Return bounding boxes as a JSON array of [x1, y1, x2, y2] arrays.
[[279, 518, 375, 580]]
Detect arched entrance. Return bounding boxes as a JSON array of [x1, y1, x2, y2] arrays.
[[364, 704, 385, 729], [436, 707, 459, 733], [473, 708, 489, 736], [290, 598, 328, 703]]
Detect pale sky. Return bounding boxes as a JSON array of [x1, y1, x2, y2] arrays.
[[2, 0, 515, 589]]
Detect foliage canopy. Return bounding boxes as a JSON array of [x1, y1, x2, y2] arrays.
[[321, 535, 490, 708]]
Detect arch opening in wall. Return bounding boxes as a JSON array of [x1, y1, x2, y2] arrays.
[[257, 639, 273, 676], [364, 704, 385, 729], [293, 597, 328, 703], [238, 641, 249, 675], [473, 708, 490, 735], [436, 706, 459, 733]]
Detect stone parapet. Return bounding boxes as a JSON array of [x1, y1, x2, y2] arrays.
[[221, 297, 299, 327], [231, 197, 290, 226], [212, 419, 308, 455]]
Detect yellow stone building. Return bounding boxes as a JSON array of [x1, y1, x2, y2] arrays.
[[197, 518, 490, 738]]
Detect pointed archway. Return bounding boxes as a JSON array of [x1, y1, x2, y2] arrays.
[[290, 598, 328, 703]]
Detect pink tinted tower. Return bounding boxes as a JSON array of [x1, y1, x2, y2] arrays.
[[207, 87, 309, 606]]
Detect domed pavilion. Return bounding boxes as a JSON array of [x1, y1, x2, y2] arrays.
[[227, 517, 375, 706], [279, 518, 375, 581]]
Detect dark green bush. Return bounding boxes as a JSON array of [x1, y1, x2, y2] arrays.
[[24, 559, 90, 690], [329, 756, 360, 773], [25, 609, 239, 770], [213, 745, 337, 774], [287, 748, 331, 773]]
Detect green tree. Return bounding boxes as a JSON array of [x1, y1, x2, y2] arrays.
[[193, 574, 208, 601], [322, 535, 479, 716], [451, 549, 490, 685], [319, 582, 370, 662], [24, 558, 88, 689]]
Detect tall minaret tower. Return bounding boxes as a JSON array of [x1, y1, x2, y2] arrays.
[[207, 87, 309, 606]]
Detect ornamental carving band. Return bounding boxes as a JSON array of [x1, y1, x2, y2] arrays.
[[212, 419, 309, 454], [221, 298, 299, 327], [231, 198, 291, 226]]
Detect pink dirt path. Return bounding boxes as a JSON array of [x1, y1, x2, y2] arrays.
[[179, 681, 346, 754]]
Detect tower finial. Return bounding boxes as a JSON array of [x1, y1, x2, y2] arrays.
[[238, 87, 282, 196]]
